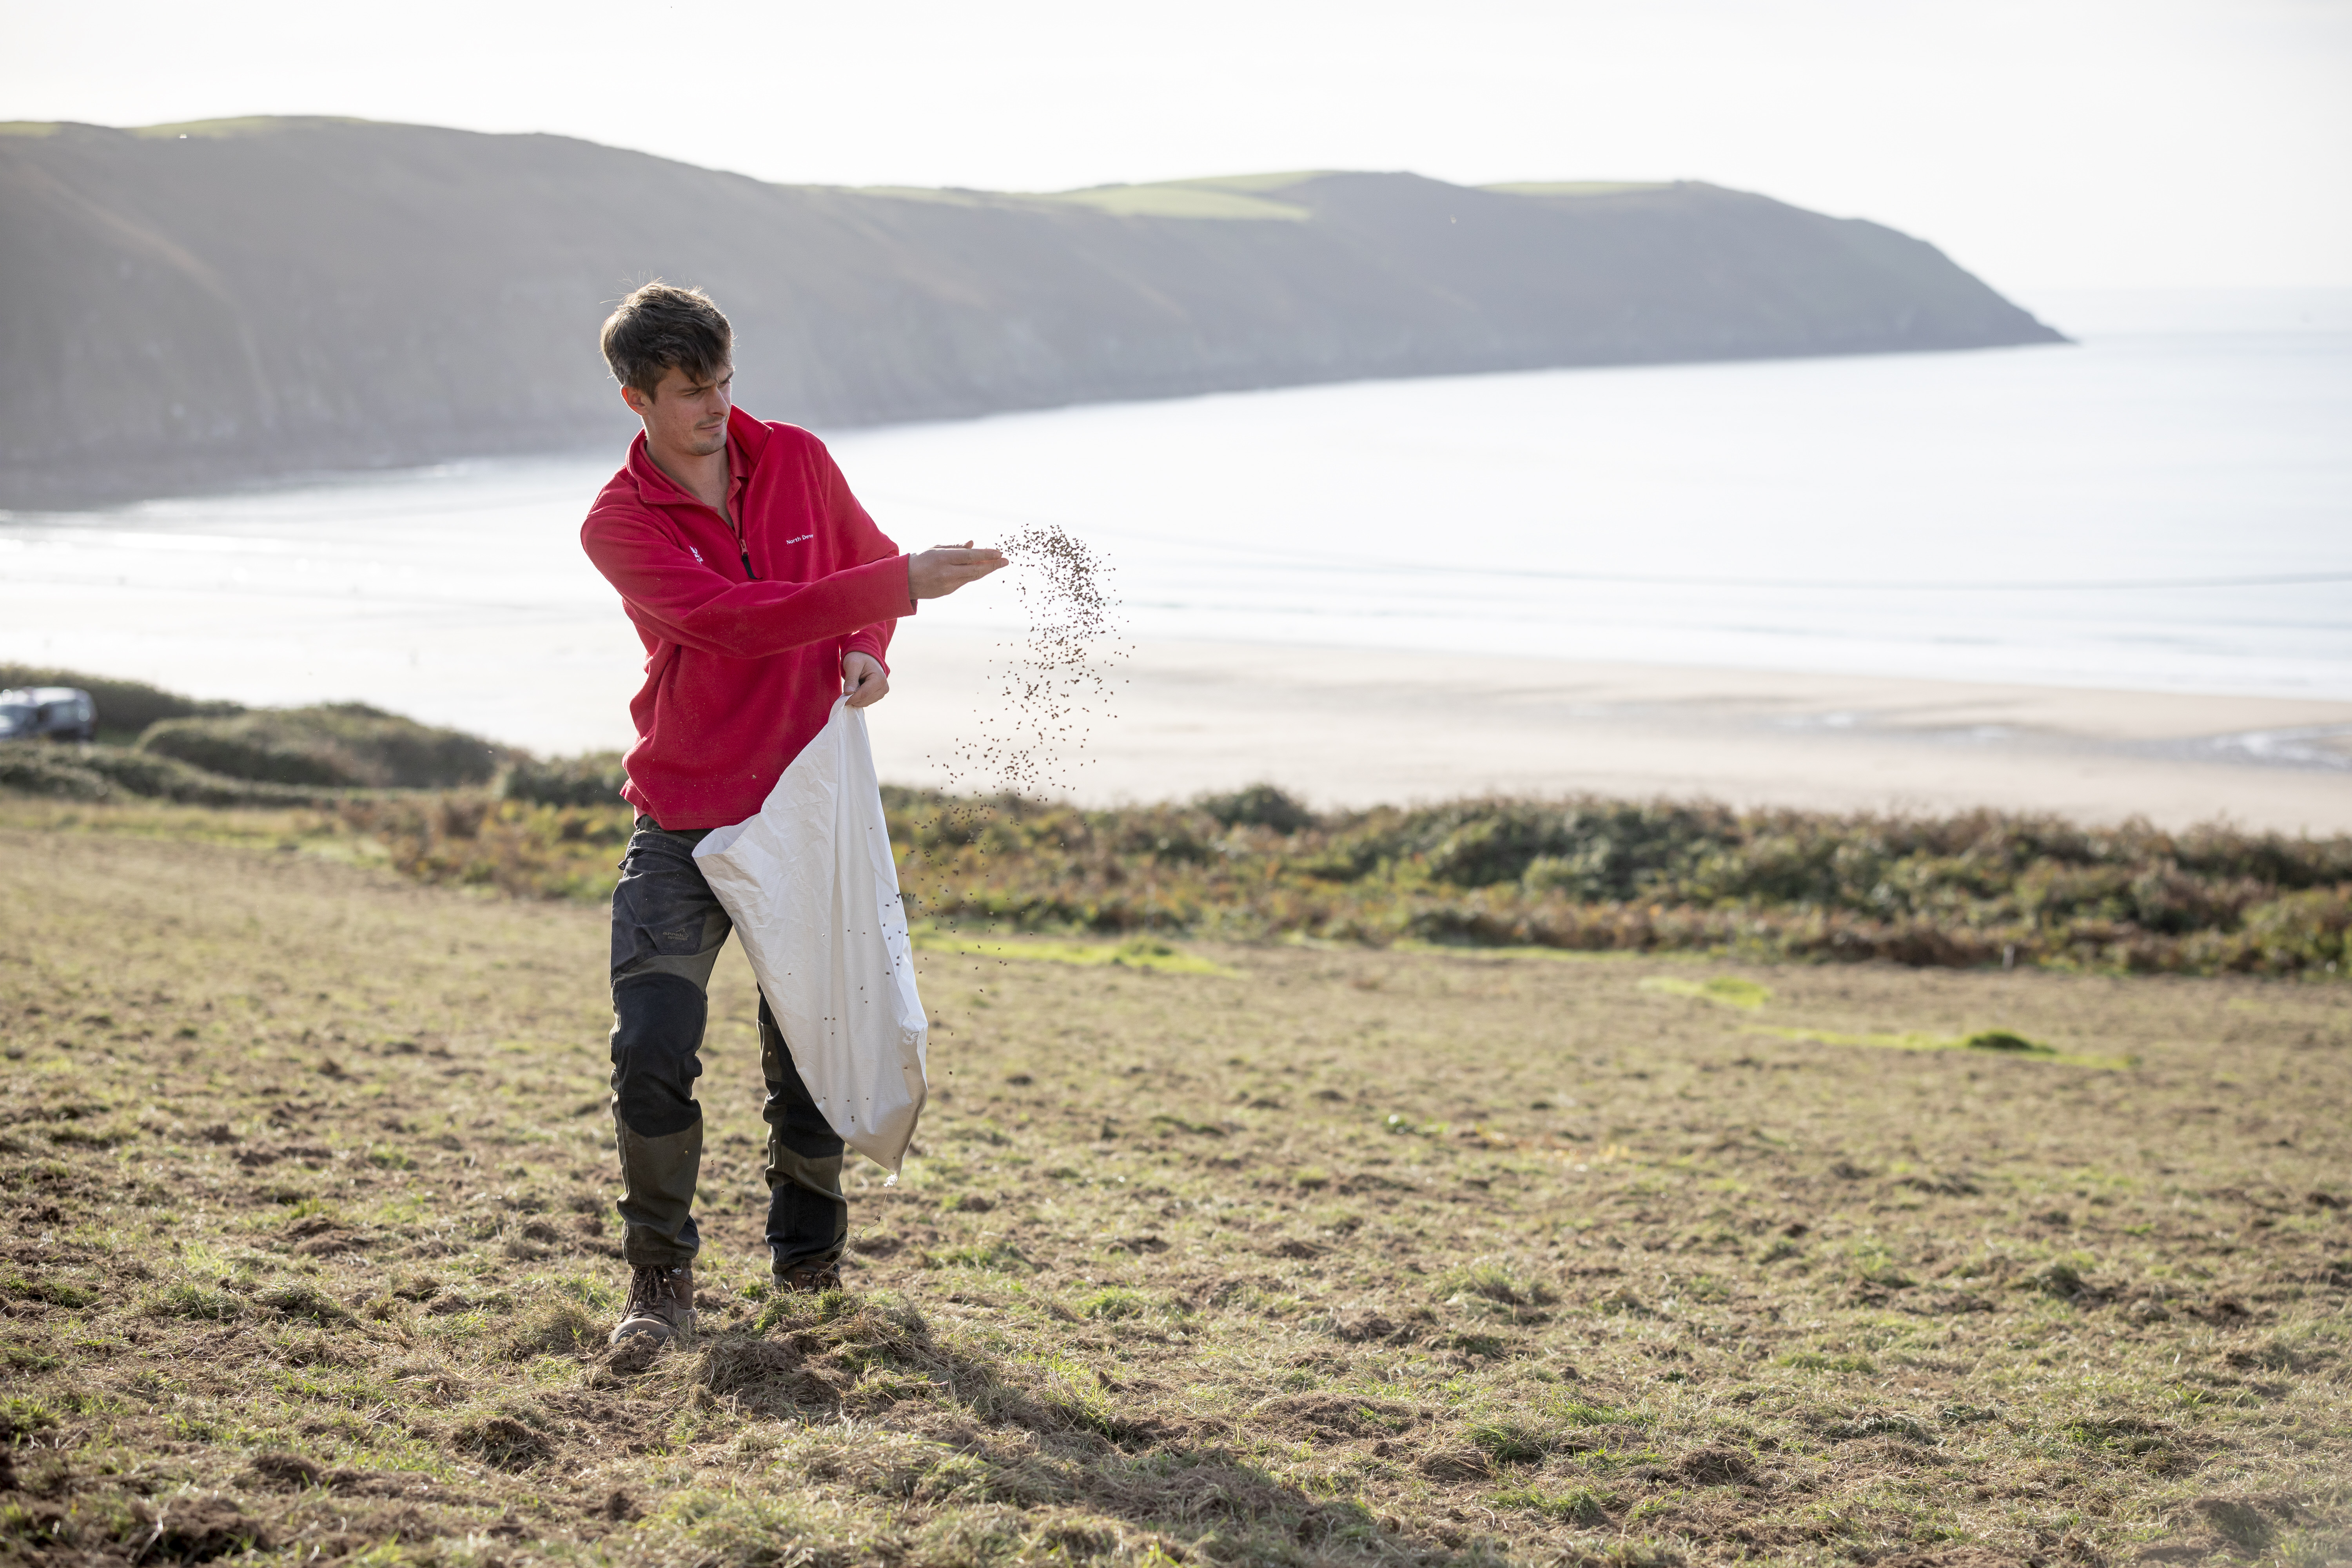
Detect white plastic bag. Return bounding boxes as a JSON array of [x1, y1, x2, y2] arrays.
[[692, 696, 928, 1174]]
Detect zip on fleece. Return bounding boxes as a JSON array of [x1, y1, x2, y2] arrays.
[[579, 407, 909, 829]]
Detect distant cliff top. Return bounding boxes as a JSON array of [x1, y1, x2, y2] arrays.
[[0, 117, 2061, 508]]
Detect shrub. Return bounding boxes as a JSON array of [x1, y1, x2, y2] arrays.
[[0, 663, 241, 738], [1430, 809, 1564, 887], [140, 705, 505, 788], [502, 751, 628, 808], [2236, 889, 2350, 973], [1414, 799, 1726, 893], [0, 742, 336, 808], [1196, 782, 1316, 833], [870, 791, 2352, 976], [73, 746, 330, 807], [0, 748, 109, 799]]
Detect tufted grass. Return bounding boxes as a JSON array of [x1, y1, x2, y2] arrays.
[[0, 808, 2346, 1564]]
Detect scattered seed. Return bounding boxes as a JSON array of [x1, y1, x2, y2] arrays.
[[943, 522, 1130, 799]]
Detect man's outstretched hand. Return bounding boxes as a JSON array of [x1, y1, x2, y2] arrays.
[[842, 651, 890, 709], [860, 543, 1003, 707], [908, 541, 1007, 601]]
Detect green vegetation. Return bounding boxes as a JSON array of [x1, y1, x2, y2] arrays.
[[1638, 976, 1774, 1009], [1, 814, 2345, 1564], [0, 742, 332, 807], [8, 775, 2351, 976], [1039, 181, 1312, 221], [1481, 181, 1674, 198], [501, 750, 628, 808], [0, 666, 505, 795], [138, 703, 505, 789], [887, 786, 2352, 977], [3, 671, 2346, 976], [910, 929, 1237, 977], [0, 662, 242, 740], [126, 116, 356, 140], [873, 171, 1327, 224]]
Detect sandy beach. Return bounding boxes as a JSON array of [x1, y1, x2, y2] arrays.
[[7, 578, 2347, 829], [869, 632, 2352, 832], [5, 320, 2344, 836]]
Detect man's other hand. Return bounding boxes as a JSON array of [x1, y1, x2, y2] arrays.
[[908, 541, 1008, 601], [842, 651, 889, 709]]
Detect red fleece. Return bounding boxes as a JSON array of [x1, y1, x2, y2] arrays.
[[581, 407, 913, 828]]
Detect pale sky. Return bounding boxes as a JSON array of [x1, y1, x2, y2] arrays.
[[4, 0, 2348, 292]]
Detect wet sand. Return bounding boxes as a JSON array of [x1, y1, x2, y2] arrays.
[[868, 632, 2352, 833]]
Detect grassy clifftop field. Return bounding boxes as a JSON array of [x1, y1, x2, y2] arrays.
[[1, 798, 2347, 1566]]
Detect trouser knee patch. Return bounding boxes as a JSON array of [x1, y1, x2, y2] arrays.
[[610, 972, 707, 1138]]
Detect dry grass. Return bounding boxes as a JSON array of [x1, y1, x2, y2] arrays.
[[1, 801, 2348, 1566]]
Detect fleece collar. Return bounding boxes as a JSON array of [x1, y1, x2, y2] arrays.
[[624, 405, 769, 511]]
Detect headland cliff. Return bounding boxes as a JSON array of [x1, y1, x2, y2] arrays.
[[0, 118, 2062, 507]]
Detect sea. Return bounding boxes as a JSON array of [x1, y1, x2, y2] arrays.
[[3, 289, 2347, 756]]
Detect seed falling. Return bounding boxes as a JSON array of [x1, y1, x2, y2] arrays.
[[908, 524, 1129, 934], [943, 522, 1129, 799]]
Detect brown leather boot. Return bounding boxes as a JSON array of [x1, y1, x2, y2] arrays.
[[775, 1261, 842, 1294], [610, 1263, 695, 1345]]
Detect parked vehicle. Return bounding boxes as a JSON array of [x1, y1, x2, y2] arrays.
[[0, 687, 97, 742]]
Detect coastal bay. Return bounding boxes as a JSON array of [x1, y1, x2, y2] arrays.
[[3, 325, 2343, 828]]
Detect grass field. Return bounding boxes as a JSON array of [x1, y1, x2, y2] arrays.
[[2, 804, 2348, 1566]]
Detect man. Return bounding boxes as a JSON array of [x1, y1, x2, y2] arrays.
[[580, 282, 1003, 1345]]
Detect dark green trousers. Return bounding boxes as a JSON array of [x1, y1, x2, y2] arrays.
[[608, 817, 847, 1275]]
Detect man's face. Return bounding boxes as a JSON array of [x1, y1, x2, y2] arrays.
[[623, 361, 733, 457]]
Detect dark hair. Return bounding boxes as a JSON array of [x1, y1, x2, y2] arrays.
[[600, 281, 732, 398]]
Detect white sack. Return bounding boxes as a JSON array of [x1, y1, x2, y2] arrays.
[[692, 697, 928, 1174]]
